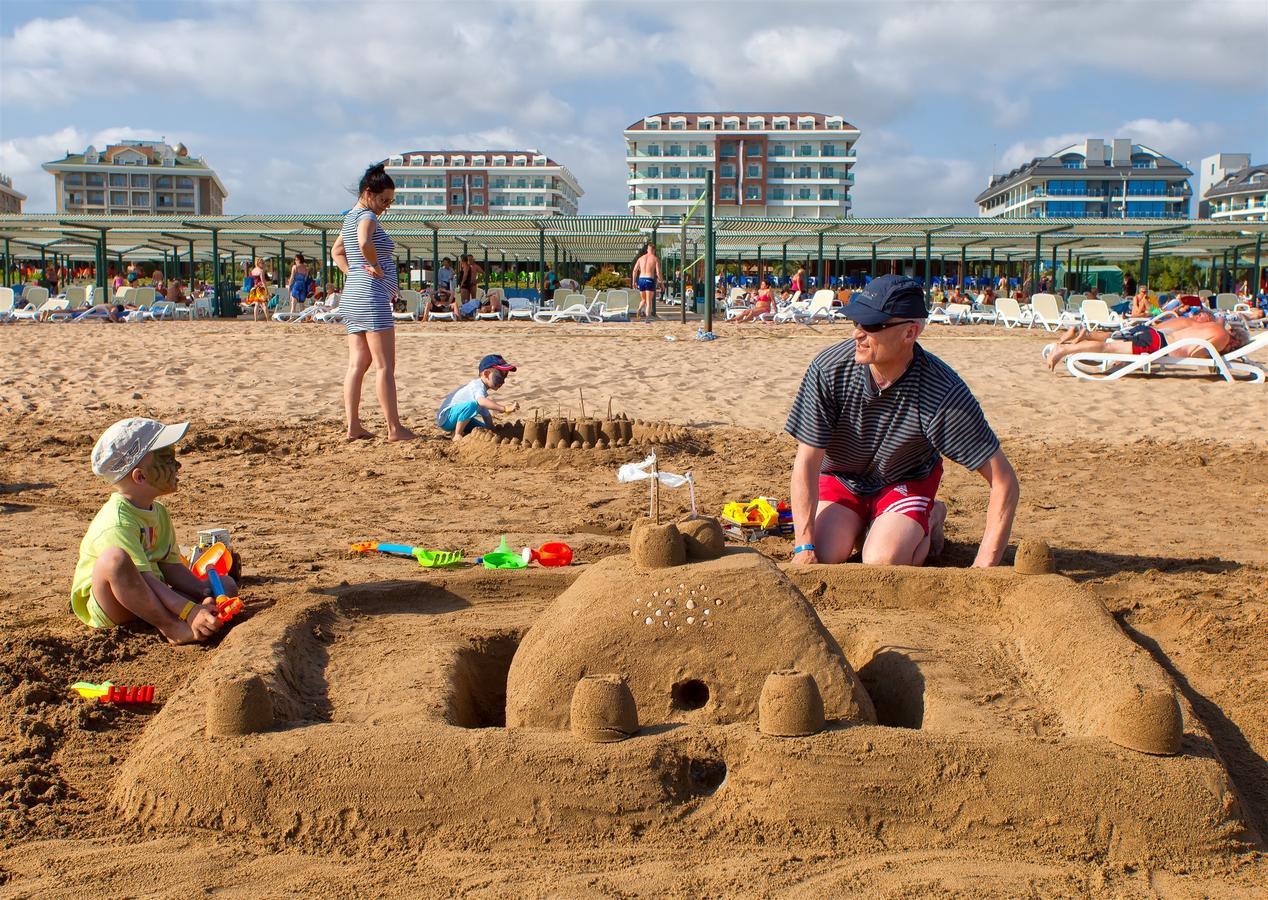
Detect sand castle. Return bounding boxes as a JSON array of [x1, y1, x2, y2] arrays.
[[108, 528, 1258, 866]]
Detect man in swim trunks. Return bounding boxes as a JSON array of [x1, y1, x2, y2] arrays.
[[631, 242, 661, 319], [1046, 313, 1248, 371], [786, 275, 1019, 567]]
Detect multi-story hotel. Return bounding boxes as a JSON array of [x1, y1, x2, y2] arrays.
[[1197, 153, 1250, 218], [0, 174, 25, 214], [43, 140, 227, 215], [1200, 160, 1267, 222], [976, 138, 1192, 219], [383, 150, 582, 215], [624, 113, 859, 219]]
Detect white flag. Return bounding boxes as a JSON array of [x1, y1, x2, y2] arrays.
[[617, 454, 690, 488]]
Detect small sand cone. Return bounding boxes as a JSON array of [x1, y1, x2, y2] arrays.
[[205, 675, 274, 737], [618, 419, 634, 444], [1106, 689, 1183, 756], [1014, 539, 1055, 574], [679, 517, 726, 560], [545, 418, 564, 449], [759, 670, 825, 737], [631, 519, 686, 568], [570, 674, 639, 742], [579, 419, 598, 447], [524, 419, 547, 447]]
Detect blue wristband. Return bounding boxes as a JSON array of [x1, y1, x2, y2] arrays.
[[793, 544, 815, 554]]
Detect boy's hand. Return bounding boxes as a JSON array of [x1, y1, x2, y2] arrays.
[[506, 401, 520, 414], [188, 606, 221, 641]]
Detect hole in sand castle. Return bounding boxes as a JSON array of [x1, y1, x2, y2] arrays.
[[686, 757, 727, 795], [856, 649, 925, 729], [671, 679, 710, 712], [445, 631, 522, 729]]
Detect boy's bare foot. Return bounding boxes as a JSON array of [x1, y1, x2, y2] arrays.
[[387, 427, 419, 442], [346, 428, 374, 441]]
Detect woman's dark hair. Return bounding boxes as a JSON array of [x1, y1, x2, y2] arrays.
[[359, 162, 395, 195], [294, 252, 305, 264]]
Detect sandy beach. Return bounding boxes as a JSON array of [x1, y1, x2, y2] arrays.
[[1, 318, 1265, 896]]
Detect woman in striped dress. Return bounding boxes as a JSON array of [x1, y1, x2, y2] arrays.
[[331, 163, 416, 441]]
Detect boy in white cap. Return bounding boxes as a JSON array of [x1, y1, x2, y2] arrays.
[[70, 418, 235, 644]]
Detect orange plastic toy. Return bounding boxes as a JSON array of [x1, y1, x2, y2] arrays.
[[193, 542, 243, 624], [101, 685, 155, 705], [523, 541, 574, 567]]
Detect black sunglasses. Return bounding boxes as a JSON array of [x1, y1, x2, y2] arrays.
[[857, 319, 918, 333]]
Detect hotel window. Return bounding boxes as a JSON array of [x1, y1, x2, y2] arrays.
[[719, 142, 737, 158], [451, 193, 462, 205], [493, 156, 506, 166], [647, 144, 661, 157], [769, 143, 787, 157], [771, 166, 787, 179], [719, 185, 736, 199], [773, 117, 789, 130], [797, 166, 813, 179], [745, 185, 761, 200], [670, 120, 685, 130], [645, 120, 661, 130], [155, 175, 172, 188], [821, 166, 834, 178], [667, 144, 682, 156], [722, 119, 739, 130], [1131, 156, 1156, 168], [431, 156, 445, 165], [86, 173, 105, 187], [451, 176, 463, 187], [155, 193, 172, 207], [66, 174, 83, 186], [110, 191, 127, 205], [472, 176, 484, 188], [176, 194, 194, 208], [691, 166, 707, 178], [720, 164, 736, 178], [175, 176, 193, 189], [745, 164, 761, 178], [747, 117, 764, 129], [132, 192, 149, 206], [745, 143, 762, 157], [797, 188, 812, 200], [691, 144, 710, 156], [822, 144, 837, 157], [109, 173, 128, 186], [410, 156, 424, 166], [667, 166, 682, 178], [1061, 156, 1084, 169], [797, 144, 813, 157], [492, 177, 506, 189], [429, 177, 445, 188], [514, 177, 527, 188], [820, 188, 835, 200], [698, 119, 714, 130], [826, 119, 843, 129], [645, 166, 660, 178], [667, 187, 682, 200], [473, 157, 486, 166], [532, 177, 545, 189], [472, 193, 484, 205], [646, 187, 660, 199], [769, 187, 786, 200], [797, 118, 815, 129], [87, 190, 104, 204], [513, 157, 527, 165]]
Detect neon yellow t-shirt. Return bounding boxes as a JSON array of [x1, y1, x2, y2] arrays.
[[70, 493, 182, 625]]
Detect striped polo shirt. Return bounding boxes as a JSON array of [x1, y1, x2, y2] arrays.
[[785, 340, 1000, 496]]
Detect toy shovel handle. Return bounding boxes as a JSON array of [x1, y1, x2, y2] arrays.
[[377, 543, 416, 556], [206, 567, 226, 598]]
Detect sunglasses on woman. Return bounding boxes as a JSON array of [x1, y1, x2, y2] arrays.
[[857, 319, 918, 333]]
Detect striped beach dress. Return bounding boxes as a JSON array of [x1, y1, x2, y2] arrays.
[[339, 206, 397, 333]]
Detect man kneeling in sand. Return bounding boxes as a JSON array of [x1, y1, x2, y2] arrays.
[[785, 275, 1019, 567]]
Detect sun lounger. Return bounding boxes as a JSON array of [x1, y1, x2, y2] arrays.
[[1030, 293, 1080, 332], [392, 289, 424, 322], [533, 292, 599, 323], [803, 289, 846, 323], [928, 302, 971, 325], [506, 296, 536, 321], [0, 287, 15, 322], [995, 297, 1035, 328], [1063, 331, 1268, 383], [598, 289, 631, 321], [1080, 298, 1122, 331]]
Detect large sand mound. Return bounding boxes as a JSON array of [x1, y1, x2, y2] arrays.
[[505, 550, 875, 729]]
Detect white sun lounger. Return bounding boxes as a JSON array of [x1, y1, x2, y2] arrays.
[[598, 289, 631, 321], [928, 302, 971, 325], [506, 296, 536, 321], [1030, 293, 1080, 332], [994, 297, 1035, 328], [1063, 331, 1268, 383], [1080, 298, 1122, 331], [533, 292, 598, 323]]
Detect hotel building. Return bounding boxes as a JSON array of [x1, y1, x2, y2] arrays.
[[383, 151, 582, 215], [1202, 161, 1268, 222], [624, 113, 859, 219], [976, 138, 1192, 219], [1197, 153, 1251, 218], [43, 140, 227, 215], [0, 174, 25, 214]]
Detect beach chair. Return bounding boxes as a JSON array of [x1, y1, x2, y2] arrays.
[[11, 287, 52, 321], [771, 292, 807, 323], [64, 285, 88, 308], [149, 300, 177, 321], [506, 295, 536, 321], [1198, 289, 1213, 300], [804, 289, 845, 323], [1213, 293, 1239, 312], [192, 295, 214, 319], [598, 289, 631, 321], [475, 289, 506, 321], [927, 302, 971, 325], [1030, 293, 1080, 332], [550, 288, 572, 306], [1063, 331, 1268, 383], [313, 300, 343, 324], [996, 296, 1036, 329], [723, 287, 752, 320], [393, 289, 424, 322], [582, 287, 599, 302], [533, 292, 598, 323], [969, 302, 1000, 325], [1080, 298, 1122, 331], [0, 287, 15, 322]]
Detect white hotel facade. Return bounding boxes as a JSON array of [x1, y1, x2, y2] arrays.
[[624, 113, 859, 219], [383, 150, 582, 215]]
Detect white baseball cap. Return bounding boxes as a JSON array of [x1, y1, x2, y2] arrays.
[[91, 417, 189, 483]]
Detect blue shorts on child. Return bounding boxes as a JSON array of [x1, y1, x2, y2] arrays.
[[436, 378, 492, 432]]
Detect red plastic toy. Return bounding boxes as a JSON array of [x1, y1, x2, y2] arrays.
[[100, 685, 155, 705], [193, 542, 245, 624], [524, 541, 574, 567], [215, 597, 244, 623]]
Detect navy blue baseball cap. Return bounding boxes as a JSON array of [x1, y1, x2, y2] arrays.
[[841, 274, 928, 325], [478, 354, 516, 374]]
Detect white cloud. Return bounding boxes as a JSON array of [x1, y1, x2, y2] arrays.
[[850, 129, 982, 216], [0, 125, 156, 212]]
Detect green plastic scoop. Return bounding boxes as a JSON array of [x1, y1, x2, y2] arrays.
[[414, 549, 464, 568], [481, 535, 527, 570]]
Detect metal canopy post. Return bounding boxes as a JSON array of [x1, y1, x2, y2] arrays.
[[1140, 234, 1151, 290], [923, 233, 932, 297], [1253, 232, 1263, 297], [2, 238, 9, 286], [817, 231, 824, 287], [538, 227, 546, 301], [781, 242, 788, 281], [432, 228, 439, 292], [870, 241, 878, 279], [704, 170, 714, 333], [1033, 234, 1042, 297], [959, 243, 967, 290], [1231, 244, 1240, 292]]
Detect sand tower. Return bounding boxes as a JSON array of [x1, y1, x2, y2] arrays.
[[505, 526, 876, 730]]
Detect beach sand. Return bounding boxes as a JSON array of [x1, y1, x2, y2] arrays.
[[1, 318, 1265, 895]]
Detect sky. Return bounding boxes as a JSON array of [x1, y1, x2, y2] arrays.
[[1, 0, 1266, 217]]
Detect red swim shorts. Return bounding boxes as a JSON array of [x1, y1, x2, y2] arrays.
[[818, 460, 943, 536]]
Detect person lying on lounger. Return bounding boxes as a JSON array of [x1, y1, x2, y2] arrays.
[[731, 278, 776, 322], [1046, 315, 1250, 371]]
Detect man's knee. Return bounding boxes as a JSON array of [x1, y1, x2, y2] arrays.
[[860, 543, 915, 566]]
